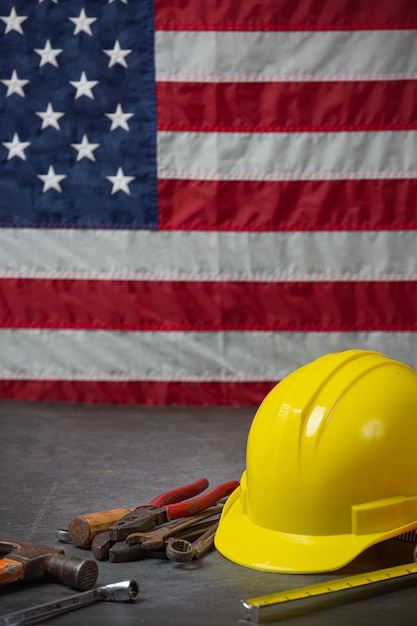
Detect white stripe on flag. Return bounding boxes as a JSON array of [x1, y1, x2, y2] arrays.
[[0, 329, 415, 381], [157, 130, 417, 180], [156, 29, 417, 81], [0, 229, 414, 281]]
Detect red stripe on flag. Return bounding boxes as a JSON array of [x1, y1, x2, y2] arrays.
[[1, 279, 415, 331], [158, 178, 417, 231], [157, 81, 417, 133], [0, 379, 276, 406], [155, 0, 417, 30]]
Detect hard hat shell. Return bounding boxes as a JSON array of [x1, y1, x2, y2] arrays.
[[215, 349, 417, 573]]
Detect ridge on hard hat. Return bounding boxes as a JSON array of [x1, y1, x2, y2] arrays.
[[215, 349, 417, 573]]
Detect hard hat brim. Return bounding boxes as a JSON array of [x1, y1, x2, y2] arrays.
[[215, 485, 416, 574]]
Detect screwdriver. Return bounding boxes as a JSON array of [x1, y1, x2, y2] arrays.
[[0, 579, 139, 626]]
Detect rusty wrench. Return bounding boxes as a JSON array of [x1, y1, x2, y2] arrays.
[[107, 505, 223, 562], [109, 519, 220, 563], [165, 520, 219, 562], [0, 580, 138, 626], [125, 504, 223, 551]]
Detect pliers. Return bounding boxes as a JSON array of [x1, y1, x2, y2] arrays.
[[109, 507, 222, 563], [91, 478, 239, 560]]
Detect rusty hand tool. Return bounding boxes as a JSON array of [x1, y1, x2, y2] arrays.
[[91, 477, 209, 561], [110, 479, 238, 541], [108, 520, 218, 563], [92, 478, 239, 560], [109, 504, 223, 563], [0, 539, 98, 591], [125, 504, 223, 551], [68, 477, 209, 548], [0, 579, 139, 626], [165, 520, 219, 562], [110, 507, 222, 562]]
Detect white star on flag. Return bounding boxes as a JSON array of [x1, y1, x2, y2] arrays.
[[35, 103, 65, 131], [69, 72, 99, 100], [105, 103, 134, 131], [2, 133, 31, 161], [34, 40, 63, 68], [68, 9, 97, 36], [106, 167, 135, 195], [37, 165, 67, 193], [108, 0, 128, 4], [38, 0, 59, 3], [71, 134, 100, 162], [1, 70, 29, 97], [103, 40, 132, 68], [0, 7, 28, 35]]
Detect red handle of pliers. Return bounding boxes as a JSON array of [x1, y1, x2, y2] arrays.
[[147, 478, 209, 509], [164, 479, 240, 521]]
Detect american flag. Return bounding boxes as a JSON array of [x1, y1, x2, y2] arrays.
[[0, 0, 416, 405]]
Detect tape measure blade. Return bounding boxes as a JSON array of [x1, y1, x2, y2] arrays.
[[240, 561, 417, 623], [240, 601, 261, 623]]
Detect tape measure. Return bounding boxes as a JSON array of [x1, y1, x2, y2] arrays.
[[240, 561, 417, 623]]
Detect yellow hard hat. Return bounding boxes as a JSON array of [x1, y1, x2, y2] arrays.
[[215, 349, 417, 573]]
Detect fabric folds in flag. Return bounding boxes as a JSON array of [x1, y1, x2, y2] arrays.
[[0, 0, 416, 405]]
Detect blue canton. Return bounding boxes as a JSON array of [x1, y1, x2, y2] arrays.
[[0, 0, 158, 228]]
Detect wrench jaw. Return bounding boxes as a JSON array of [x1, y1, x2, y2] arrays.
[[109, 542, 167, 563], [109, 542, 147, 563], [132, 535, 165, 551], [92, 529, 165, 562]]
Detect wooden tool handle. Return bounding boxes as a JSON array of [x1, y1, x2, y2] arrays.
[[68, 508, 132, 548], [0, 557, 25, 585]]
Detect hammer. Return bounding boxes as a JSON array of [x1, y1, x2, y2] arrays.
[[0, 539, 98, 591]]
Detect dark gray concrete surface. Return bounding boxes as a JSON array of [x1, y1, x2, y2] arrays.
[[1, 400, 417, 625]]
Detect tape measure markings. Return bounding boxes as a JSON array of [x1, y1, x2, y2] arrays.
[[240, 561, 417, 622]]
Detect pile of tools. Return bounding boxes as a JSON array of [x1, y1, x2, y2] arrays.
[[0, 479, 238, 625], [61, 478, 239, 563]]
